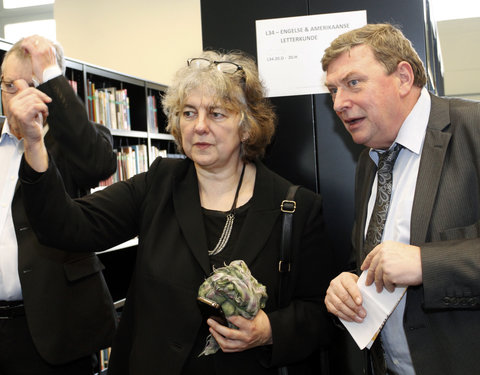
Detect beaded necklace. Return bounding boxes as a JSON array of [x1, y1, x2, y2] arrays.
[[208, 163, 246, 256]]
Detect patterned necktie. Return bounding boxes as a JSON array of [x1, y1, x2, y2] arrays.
[[363, 143, 403, 256]]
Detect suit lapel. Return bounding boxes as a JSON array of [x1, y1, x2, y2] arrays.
[[172, 160, 281, 274], [357, 155, 377, 258], [229, 161, 280, 267], [173, 161, 211, 276], [411, 94, 451, 244]]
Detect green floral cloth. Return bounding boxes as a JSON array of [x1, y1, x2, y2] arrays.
[[197, 259, 268, 356]]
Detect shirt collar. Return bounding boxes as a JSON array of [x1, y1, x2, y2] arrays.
[[0, 118, 20, 144], [369, 87, 431, 162], [0, 117, 48, 143], [394, 87, 431, 155]]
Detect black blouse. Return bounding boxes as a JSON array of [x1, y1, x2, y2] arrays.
[[181, 200, 251, 374]]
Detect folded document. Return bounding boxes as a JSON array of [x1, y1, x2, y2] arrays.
[[340, 270, 407, 349]]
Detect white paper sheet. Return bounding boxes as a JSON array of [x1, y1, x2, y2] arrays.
[[255, 10, 367, 97], [340, 270, 407, 350]]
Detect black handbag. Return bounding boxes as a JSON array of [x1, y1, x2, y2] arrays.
[[277, 185, 300, 375]]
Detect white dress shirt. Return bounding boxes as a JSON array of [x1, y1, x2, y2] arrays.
[[0, 65, 61, 301], [366, 88, 431, 374], [0, 119, 24, 300]]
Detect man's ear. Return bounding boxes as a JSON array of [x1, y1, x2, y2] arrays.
[[396, 61, 415, 96]]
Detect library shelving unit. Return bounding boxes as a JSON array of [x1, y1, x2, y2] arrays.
[[1, 39, 176, 174], [1, 38, 176, 373]]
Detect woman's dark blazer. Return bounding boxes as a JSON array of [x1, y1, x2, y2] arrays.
[[20, 155, 334, 374]]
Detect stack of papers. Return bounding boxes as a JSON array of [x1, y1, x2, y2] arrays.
[[340, 270, 407, 349]]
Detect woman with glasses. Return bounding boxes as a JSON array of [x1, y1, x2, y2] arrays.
[[16, 50, 333, 374]]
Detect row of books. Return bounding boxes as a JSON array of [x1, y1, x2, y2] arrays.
[[147, 95, 159, 133], [67, 80, 164, 135], [68, 79, 78, 94], [87, 80, 131, 130], [99, 145, 171, 186], [98, 347, 111, 372]]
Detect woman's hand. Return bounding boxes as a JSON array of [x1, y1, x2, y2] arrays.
[[207, 309, 272, 352]]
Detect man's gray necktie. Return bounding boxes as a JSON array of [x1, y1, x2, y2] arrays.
[[363, 143, 403, 256]]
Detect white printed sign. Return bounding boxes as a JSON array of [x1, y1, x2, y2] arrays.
[[255, 10, 367, 97]]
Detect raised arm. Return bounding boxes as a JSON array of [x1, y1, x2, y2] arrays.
[[21, 35, 116, 189]]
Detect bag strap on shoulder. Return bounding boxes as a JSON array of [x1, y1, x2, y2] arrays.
[[278, 184, 300, 307]]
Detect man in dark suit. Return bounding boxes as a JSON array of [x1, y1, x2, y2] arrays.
[[0, 35, 117, 374], [322, 24, 480, 375]]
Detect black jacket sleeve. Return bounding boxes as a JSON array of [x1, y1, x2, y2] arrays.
[[39, 75, 116, 197]]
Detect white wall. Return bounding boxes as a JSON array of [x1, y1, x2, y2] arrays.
[[437, 17, 480, 99], [54, 0, 203, 85]]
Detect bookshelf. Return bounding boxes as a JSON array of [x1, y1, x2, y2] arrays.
[[1, 36, 178, 298], [1, 38, 177, 373], [1, 38, 176, 168]]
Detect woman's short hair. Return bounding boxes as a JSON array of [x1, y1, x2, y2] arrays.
[[162, 50, 276, 161], [321, 23, 427, 88]]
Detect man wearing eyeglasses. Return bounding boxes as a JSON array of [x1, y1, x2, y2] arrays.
[[0, 36, 117, 374]]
